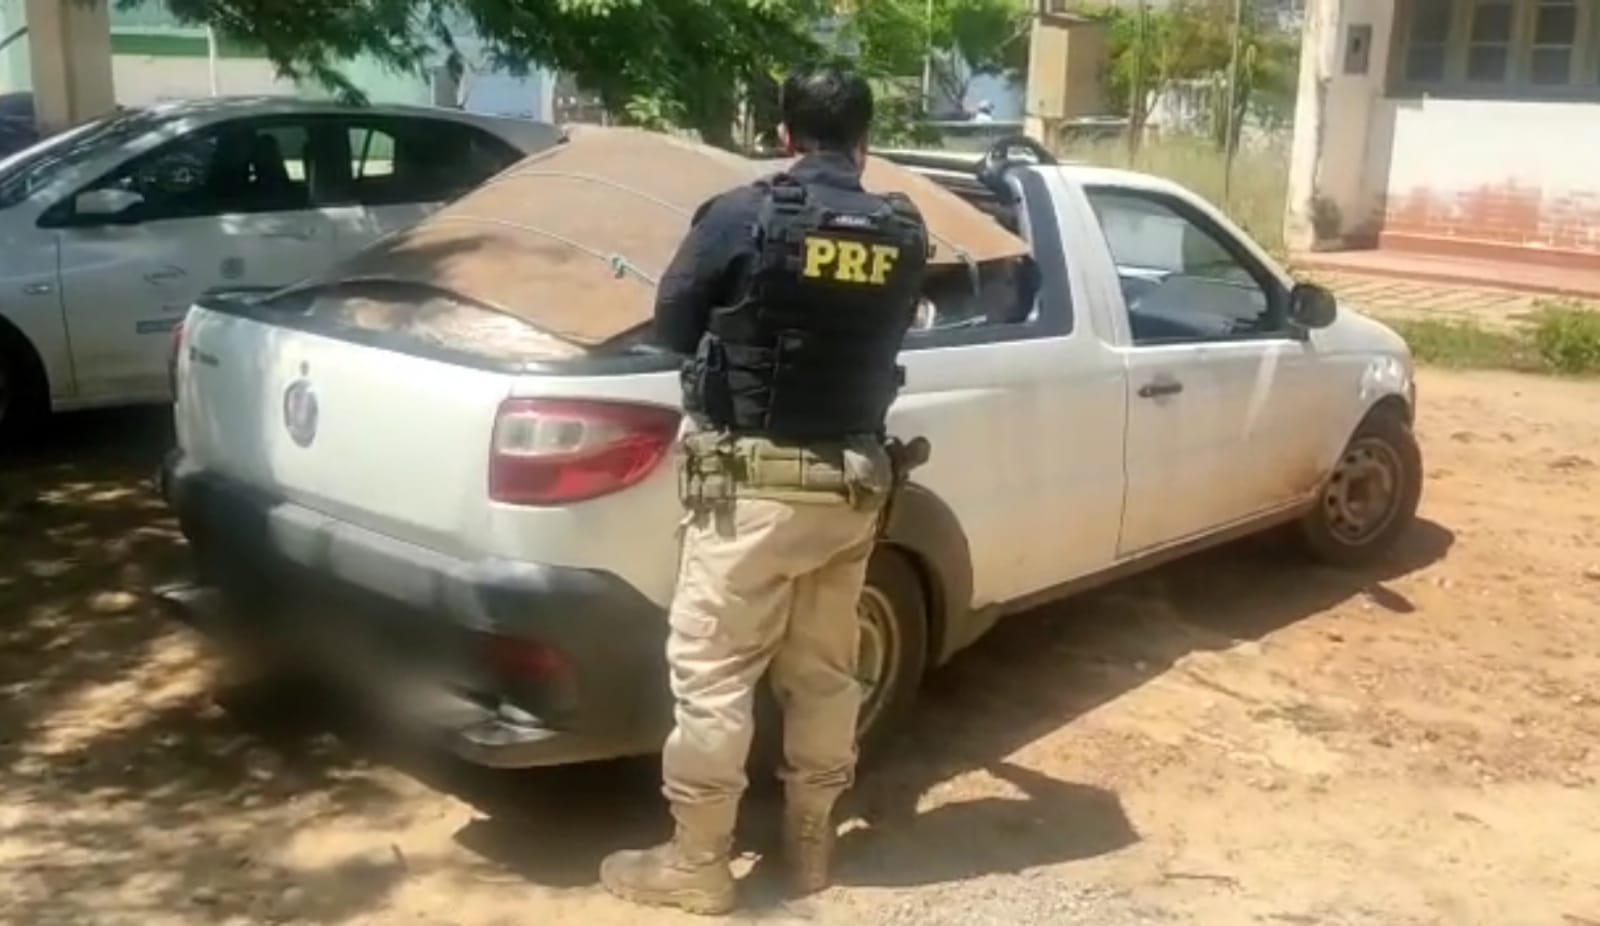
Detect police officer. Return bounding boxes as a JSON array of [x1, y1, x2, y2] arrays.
[[599, 66, 930, 915]]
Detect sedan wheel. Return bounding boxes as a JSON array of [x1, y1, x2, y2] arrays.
[[0, 338, 46, 447]]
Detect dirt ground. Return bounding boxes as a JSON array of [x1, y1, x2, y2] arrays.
[[2, 368, 1597, 926]]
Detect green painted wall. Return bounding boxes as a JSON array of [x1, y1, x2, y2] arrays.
[[0, 0, 30, 93], [0, 0, 536, 114], [109, 31, 263, 59]]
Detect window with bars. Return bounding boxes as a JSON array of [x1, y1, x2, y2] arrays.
[[1393, 0, 1600, 96], [1405, 0, 1456, 80], [1467, 0, 1515, 81], [1530, 0, 1580, 83]]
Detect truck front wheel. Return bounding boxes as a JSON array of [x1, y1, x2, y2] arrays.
[[1299, 407, 1423, 567]]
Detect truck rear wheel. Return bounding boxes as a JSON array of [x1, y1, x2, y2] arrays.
[[1299, 407, 1422, 567], [750, 546, 930, 774], [853, 548, 929, 761]]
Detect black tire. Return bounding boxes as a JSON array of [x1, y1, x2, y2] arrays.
[[749, 546, 930, 774], [0, 330, 48, 449], [853, 548, 929, 762], [1299, 407, 1423, 567]]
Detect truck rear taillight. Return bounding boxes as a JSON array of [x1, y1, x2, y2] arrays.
[[489, 398, 681, 505]]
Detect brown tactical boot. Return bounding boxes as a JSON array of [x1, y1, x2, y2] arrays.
[[782, 803, 838, 897], [599, 826, 735, 916]]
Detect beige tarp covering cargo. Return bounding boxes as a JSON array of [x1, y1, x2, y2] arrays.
[[313, 125, 1028, 347]]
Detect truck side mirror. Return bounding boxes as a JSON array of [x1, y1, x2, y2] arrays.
[[1288, 282, 1338, 329]]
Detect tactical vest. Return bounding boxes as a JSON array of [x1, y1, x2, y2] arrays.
[[684, 173, 929, 443]]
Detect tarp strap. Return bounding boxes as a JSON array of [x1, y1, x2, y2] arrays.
[[947, 242, 979, 295], [426, 215, 660, 287], [480, 166, 975, 270], [476, 170, 693, 217]]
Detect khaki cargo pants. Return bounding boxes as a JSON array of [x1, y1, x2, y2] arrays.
[[662, 494, 879, 839]]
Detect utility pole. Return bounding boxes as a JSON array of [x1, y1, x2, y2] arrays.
[[920, 0, 935, 112], [1128, 0, 1147, 160], [206, 26, 220, 96], [1222, 0, 1246, 204]]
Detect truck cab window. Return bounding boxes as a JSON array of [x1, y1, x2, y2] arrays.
[[1085, 187, 1282, 345]]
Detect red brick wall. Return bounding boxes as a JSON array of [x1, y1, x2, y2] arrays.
[[1382, 182, 1600, 268]]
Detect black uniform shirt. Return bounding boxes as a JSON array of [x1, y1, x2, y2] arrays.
[[652, 151, 868, 356]]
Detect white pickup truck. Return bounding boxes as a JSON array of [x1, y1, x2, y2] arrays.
[[161, 138, 1421, 768]]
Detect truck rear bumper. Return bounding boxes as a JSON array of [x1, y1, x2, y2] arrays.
[[160, 451, 672, 768]]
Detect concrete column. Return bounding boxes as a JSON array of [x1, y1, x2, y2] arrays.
[[26, 0, 115, 134], [1284, 0, 1397, 252]]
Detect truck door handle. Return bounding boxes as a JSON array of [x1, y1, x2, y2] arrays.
[[144, 266, 186, 284], [263, 227, 315, 241], [1138, 379, 1184, 399]]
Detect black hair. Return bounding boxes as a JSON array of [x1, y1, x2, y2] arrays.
[[780, 66, 874, 153]]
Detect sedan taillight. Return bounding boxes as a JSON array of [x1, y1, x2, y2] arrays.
[[488, 398, 681, 505]]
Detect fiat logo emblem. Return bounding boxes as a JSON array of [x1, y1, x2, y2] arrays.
[[283, 378, 318, 448]]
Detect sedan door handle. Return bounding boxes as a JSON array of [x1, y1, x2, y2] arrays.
[[1138, 379, 1184, 399], [263, 227, 316, 241]]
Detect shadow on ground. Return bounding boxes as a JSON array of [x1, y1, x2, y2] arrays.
[[444, 518, 1455, 899], [0, 409, 1456, 922], [2, 409, 415, 924]]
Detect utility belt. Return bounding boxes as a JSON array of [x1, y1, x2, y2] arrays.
[[678, 431, 894, 512]]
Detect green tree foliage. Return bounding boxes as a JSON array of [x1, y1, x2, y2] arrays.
[[840, 0, 1030, 106], [1074, 0, 1297, 149], [138, 0, 1034, 148], [140, 0, 831, 147]]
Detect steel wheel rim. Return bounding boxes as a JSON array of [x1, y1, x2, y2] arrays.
[[1323, 436, 1404, 545], [856, 586, 902, 739]]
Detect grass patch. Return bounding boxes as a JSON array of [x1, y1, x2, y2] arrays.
[[1058, 133, 1291, 254], [1530, 301, 1600, 375], [1378, 303, 1600, 376], [1381, 317, 1546, 372]]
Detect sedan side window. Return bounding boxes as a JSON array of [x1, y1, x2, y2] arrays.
[[77, 121, 312, 224], [343, 118, 521, 207], [1085, 187, 1283, 345]]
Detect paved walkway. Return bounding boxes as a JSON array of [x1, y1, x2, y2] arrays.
[[1294, 249, 1600, 301], [1305, 269, 1557, 331], [1291, 250, 1599, 332]]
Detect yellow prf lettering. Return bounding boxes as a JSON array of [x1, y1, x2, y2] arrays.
[[835, 241, 870, 283], [802, 237, 837, 278], [868, 244, 899, 284]]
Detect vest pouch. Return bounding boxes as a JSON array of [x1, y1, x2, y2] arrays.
[[689, 336, 735, 428], [738, 437, 851, 505], [764, 328, 829, 438]]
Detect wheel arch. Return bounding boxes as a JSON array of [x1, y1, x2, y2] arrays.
[[0, 314, 52, 403], [1316, 383, 1416, 479], [879, 482, 975, 669], [1365, 392, 1414, 426]]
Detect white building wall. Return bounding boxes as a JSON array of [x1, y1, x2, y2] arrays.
[[112, 55, 296, 105], [1378, 98, 1600, 254]]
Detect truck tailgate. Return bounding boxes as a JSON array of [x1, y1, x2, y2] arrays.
[[176, 307, 512, 557]]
